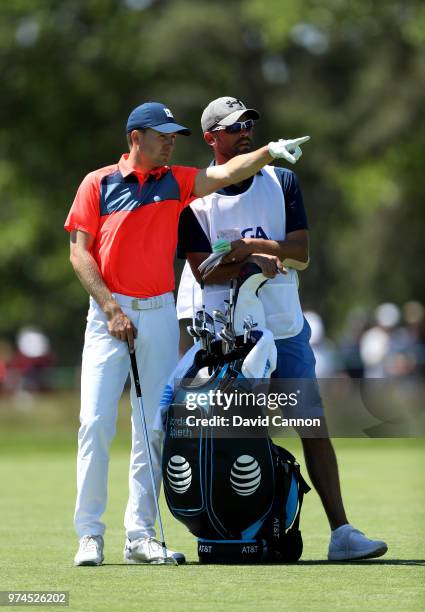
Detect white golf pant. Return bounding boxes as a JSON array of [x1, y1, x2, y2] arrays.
[[74, 292, 179, 540]]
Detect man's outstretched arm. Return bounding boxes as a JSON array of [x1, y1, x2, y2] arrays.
[[193, 137, 310, 197]]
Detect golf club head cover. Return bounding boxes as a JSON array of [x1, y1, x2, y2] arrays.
[[233, 263, 269, 334], [241, 328, 277, 379]]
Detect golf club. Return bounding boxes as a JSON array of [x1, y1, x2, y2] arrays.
[[215, 302, 236, 354], [212, 309, 227, 326], [187, 325, 199, 339], [243, 315, 257, 344], [128, 344, 178, 566], [193, 310, 208, 351], [213, 310, 229, 355], [194, 310, 215, 354], [200, 280, 215, 355], [224, 281, 237, 353], [228, 279, 235, 335], [218, 328, 236, 354], [200, 280, 206, 322]]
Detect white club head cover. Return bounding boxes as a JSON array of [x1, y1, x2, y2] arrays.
[[241, 328, 277, 379], [233, 264, 269, 334]]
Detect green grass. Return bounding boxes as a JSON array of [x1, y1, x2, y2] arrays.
[[0, 394, 424, 611]]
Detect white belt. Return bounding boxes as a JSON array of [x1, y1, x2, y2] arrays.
[[113, 292, 174, 311]]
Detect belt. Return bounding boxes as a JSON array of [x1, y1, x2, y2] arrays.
[[113, 292, 174, 311]]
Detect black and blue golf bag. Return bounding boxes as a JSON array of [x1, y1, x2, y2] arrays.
[[161, 335, 310, 564]]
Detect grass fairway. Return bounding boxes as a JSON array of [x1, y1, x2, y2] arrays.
[[0, 395, 424, 611]]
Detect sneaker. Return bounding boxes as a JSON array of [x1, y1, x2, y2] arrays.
[[328, 524, 388, 561], [74, 535, 104, 566], [123, 537, 185, 564]]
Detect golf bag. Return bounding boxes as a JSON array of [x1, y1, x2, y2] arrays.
[[161, 337, 310, 564]]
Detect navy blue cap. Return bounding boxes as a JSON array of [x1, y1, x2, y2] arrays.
[[126, 102, 191, 135]]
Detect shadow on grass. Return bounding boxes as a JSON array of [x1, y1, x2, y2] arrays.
[[298, 559, 425, 566], [102, 559, 425, 567]]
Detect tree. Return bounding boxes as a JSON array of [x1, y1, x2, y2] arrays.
[[1, 0, 424, 363]]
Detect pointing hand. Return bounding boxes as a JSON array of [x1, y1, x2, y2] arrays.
[[268, 136, 311, 164]]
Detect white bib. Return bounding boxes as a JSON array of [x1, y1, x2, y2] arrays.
[[176, 166, 304, 339]]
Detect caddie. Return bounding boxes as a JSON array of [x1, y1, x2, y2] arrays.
[[176, 96, 388, 561], [65, 101, 309, 566]]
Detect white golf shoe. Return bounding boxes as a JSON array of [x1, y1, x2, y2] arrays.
[[123, 537, 185, 564], [74, 535, 104, 566], [328, 524, 388, 561]]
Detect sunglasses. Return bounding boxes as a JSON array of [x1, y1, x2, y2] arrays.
[[211, 119, 255, 134]]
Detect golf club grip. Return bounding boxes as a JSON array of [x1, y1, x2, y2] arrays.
[[128, 349, 142, 398]]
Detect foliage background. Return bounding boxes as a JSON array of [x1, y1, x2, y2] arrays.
[[1, 0, 424, 364]]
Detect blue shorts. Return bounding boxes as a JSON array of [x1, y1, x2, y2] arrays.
[[271, 318, 324, 418]]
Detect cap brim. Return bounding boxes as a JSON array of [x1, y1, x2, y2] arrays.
[[218, 108, 260, 127], [153, 122, 191, 136]]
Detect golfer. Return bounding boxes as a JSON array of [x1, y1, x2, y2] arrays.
[[176, 96, 388, 561], [65, 101, 308, 565]]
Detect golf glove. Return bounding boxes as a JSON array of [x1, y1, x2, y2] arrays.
[[268, 136, 310, 164]]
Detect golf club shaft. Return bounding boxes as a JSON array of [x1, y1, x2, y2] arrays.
[[128, 346, 171, 563], [229, 279, 234, 334], [200, 280, 206, 323]]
